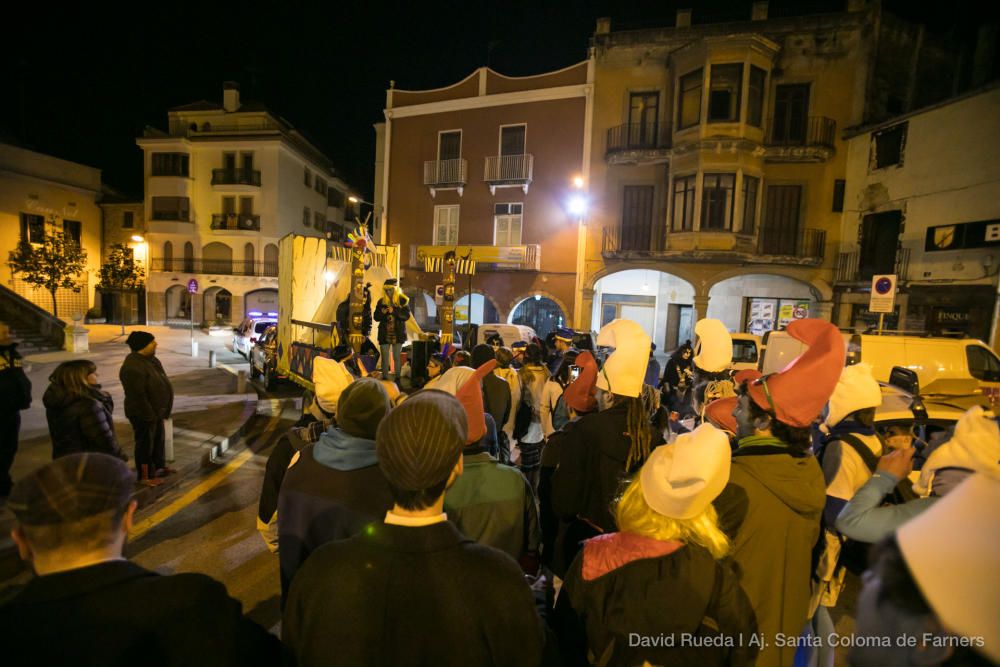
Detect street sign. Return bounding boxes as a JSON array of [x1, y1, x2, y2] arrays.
[[187, 278, 199, 294], [869, 274, 897, 314], [434, 284, 444, 306]]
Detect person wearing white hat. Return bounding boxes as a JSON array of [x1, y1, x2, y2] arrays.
[[851, 473, 1000, 667], [690, 319, 737, 420], [553, 424, 757, 667]]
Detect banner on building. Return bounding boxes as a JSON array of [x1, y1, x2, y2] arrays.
[[925, 219, 1000, 252]]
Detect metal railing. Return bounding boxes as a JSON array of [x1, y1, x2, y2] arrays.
[[151, 257, 278, 277], [211, 168, 261, 186], [765, 116, 836, 149], [758, 227, 826, 260], [601, 224, 665, 253], [423, 159, 468, 186], [211, 214, 261, 231], [409, 244, 541, 271], [836, 248, 911, 282], [484, 154, 533, 183], [606, 122, 672, 155]]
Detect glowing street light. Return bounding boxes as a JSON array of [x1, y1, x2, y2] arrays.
[[572, 176, 585, 189], [567, 194, 588, 217], [130, 234, 145, 243]]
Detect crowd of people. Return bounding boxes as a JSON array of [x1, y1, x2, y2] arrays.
[[1, 315, 998, 667]]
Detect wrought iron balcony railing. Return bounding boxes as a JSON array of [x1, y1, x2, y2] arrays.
[[423, 158, 468, 186], [210, 214, 261, 231], [606, 122, 672, 156], [765, 116, 836, 149], [151, 257, 277, 277]]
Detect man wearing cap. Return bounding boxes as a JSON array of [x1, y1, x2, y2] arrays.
[[0, 453, 281, 666], [547, 326, 576, 375], [119, 331, 174, 484], [276, 377, 394, 601], [510, 340, 528, 370], [374, 278, 411, 382], [283, 390, 545, 667], [710, 319, 841, 667]]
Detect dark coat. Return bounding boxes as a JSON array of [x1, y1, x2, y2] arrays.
[[483, 372, 512, 432], [119, 352, 173, 422], [554, 533, 758, 667], [0, 560, 282, 667], [283, 521, 545, 667], [43, 384, 127, 460], [373, 298, 410, 345], [0, 342, 31, 412]]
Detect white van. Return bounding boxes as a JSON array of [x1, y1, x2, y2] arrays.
[[731, 333, 762, 371], [760, 331, 1000, 408], [477, 323, 537, 349]]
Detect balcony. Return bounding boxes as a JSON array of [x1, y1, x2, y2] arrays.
[[763, 116, 836, 162], [605, 122, 672, 165], [211, 168, 261, 187], [602, 225, 825, 266], [210, 214, 261, 232], [484, 154, 533, 194], [150, 257, 278, 277], [835, 248, 911, 283], [423, 158, 468, 196], [409, 244, 541, 272]]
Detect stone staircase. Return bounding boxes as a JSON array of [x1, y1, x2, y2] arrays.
[[0, 283, 65, 354]]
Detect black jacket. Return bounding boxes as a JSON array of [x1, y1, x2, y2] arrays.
[[0, 342, 32, 412], [483, 372, 512, 433], [283, 521, 545, 667], [43, 384, 127, 460], [373, 298, 410, 344], [119, 352, 173, 422], [0, 560, 282, 667]]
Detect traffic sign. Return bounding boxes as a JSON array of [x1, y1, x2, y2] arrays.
[[187, 279, 199, 294], [869, 274, 897, 313]]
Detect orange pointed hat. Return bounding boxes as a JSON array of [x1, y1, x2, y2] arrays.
[[710, 319, 845, 429], [563, 351, 598, 413], [452, 359, 498, 444]]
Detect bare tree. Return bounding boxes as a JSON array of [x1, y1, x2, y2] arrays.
[[8, 217, 88, 319]]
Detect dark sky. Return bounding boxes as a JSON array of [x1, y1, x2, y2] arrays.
[[1, 0, 993, 200]]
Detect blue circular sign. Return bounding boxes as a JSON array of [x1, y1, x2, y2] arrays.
[[187, 279, 199, 294], [875, 277, 893, 294]]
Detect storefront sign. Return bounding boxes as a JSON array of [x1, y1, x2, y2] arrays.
[[931, 307, 971, 326], [853, 304, 900, 330], [925, 219, 1000, 252]]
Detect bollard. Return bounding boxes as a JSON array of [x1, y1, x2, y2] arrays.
[[164, 418, 175, 463], [237, 369, 248, 394], [209, 350, 217, 368], [191, 340, 199, 357]]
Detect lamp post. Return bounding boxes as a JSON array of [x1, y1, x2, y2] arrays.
[[567, 176, 589, 331], [129, 234, 150, 329]]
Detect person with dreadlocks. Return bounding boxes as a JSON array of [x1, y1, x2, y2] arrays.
[[689, 318, 738, 423], [550, 319, 664, 570]]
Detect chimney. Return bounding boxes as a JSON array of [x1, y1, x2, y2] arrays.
[[972, 24, 998, 87], [223, 81, 241, 112], [676, 8, 692, 28], [596, 17, 611, 35], [752, 1, 768, 20]]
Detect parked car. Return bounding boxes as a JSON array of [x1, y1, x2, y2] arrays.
[[250, 325, 280, 390], [233, 315, 277, 358]]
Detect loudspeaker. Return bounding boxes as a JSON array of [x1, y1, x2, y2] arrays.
[[410, 340, 430, 381]]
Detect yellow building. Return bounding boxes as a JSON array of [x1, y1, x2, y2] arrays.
[[578, 1, 966, 349]]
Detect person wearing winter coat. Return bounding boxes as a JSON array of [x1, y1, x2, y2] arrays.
[[373, 278, 411, 381], [470, 344, 511, 457], [540, 351, 577, 440], [659, 342, 693, 413], [0, 321, 32, 498], [554, 424, 758, 667], [119, 331, 174, 485], [493, 347, 521, 461], [516, 343, 550, 489], [44, 360, 127, 461]]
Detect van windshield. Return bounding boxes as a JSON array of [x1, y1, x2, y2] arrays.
[[732, 340, 758, 363], [966, 345, 1000, 382]]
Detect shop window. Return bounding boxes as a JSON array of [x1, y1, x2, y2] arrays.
[[745, 297, 811, 336], [741, 176, 759, 234], [747, 66, 766, 127], [677, 69, 703, 129], [701, 173, 735, 231], [872, 122, 907, 170], [671, 175, 696, 231], [707, 64, 743, 123]]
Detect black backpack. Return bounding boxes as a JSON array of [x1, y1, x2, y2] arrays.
[[512, 396, 533, 441]]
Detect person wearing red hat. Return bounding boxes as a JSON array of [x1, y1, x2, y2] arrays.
[[711, 318, 843, 667]]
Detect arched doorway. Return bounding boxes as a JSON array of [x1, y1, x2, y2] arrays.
[[244, 288, 279, 318], [203, 242, 233, 275], [591, 269, 696, 353], [509, 295, 566, 340], [203, 286, 233, 324], [264, 243, 278, 276], [455, 292, 500, 327], [708, 274, 816, 336], [165, 284, 190, 320], [403, 287, 437, 330]]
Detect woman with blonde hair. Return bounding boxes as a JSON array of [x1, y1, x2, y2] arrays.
[[43, 360, 127, 462], [554, 424, 757, 667]]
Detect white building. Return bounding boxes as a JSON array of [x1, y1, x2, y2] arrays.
[[137, 82, 355, 325], [835, 82, 1000, 348]]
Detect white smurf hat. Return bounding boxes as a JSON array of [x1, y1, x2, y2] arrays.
[[825, 362, 883, 427], [311, 356, 355, 416], [595, 319, 652, 399], [639, 423, 732, 520], [914, 405, 1000, 495], [897, 473, 1000, 663], [693, 319, 732, 374]]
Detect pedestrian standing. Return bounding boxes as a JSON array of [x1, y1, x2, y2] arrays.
[[516, 343, 549, 489], [644, 342, 661, 388], [659, 341, 693, 413], [44, 360, 127, 461], [119, 331, 174, 485], [0, 321, 32, 499], [471, 344, 511, 457], [540, 350, 577, 440], [493, 347, 521, 460], [547, 326, 576, 375], [373, 278, 411, 381]]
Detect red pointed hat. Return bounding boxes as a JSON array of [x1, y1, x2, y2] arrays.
[[563, 351, 598, 413], [703, 399, 738, 435], [708, 320, 844, 429], [454, 359, 498, 444]]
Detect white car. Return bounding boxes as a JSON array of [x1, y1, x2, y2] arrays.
[[233, 316, 277, 358]]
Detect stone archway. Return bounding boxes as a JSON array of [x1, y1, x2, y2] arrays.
[[591, 268, 698, 353], [508, 295, 567, 340], [165, 284, 190, 320], [708, 272, 822, 336], [403, 286, 437, 330], [453, 290, 501, 327], [203, 286, 233, 324]]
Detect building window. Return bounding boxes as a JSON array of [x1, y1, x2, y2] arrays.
[[701, 173, 736, 230], [499, 124, 527, 156], [671, 175, 697, 231], [223, 153, 236, 171], [315, 178, 327, 196], [241, 152, 254, 172], [19, 213, 46, 244], [677, 69, 703, 129], [493, 203, 523, 245], [315, 211, 326, 231], [772, 84, 810, 144], [832, 179, 846, 213], [122, 211, 134, 228], [328, 188, 345, 208], [433, 205, 459, 245], [239, 197, 253, 215], [741, 176, 759, 234], [151, 152, 190, 177], [303, 207, 311, 227], [621, 185, 655, 251], [151, 196, 190, 221], [707, 64, 743, 123], [872, 122, 907, 170], [63, 220, 82, 246], [760, 185, 803, 255], [304, 167, 312, 187], [438, 130, 462, 161], [628, 93, 660, 147], [747, 66, 766, 127]]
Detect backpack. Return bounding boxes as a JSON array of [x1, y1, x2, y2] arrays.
[[513, 395, 533, 441]]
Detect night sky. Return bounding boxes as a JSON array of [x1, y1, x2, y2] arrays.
[[1, 0, 993, 200]]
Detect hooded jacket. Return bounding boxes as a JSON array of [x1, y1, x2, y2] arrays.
[[713, 437, 826, 667], [43, 384, 127, 460], [0, 342, 32, 412], [373, 298, 410, 345], [119, 352, 173, 422], [555, 532, 758, 667]]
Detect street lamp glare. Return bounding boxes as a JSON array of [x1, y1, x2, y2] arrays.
[[348, 196, 360, 203], [573, 176, 584, 189], [131, 234, 145, 243], [567, 194, 588, 217]]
